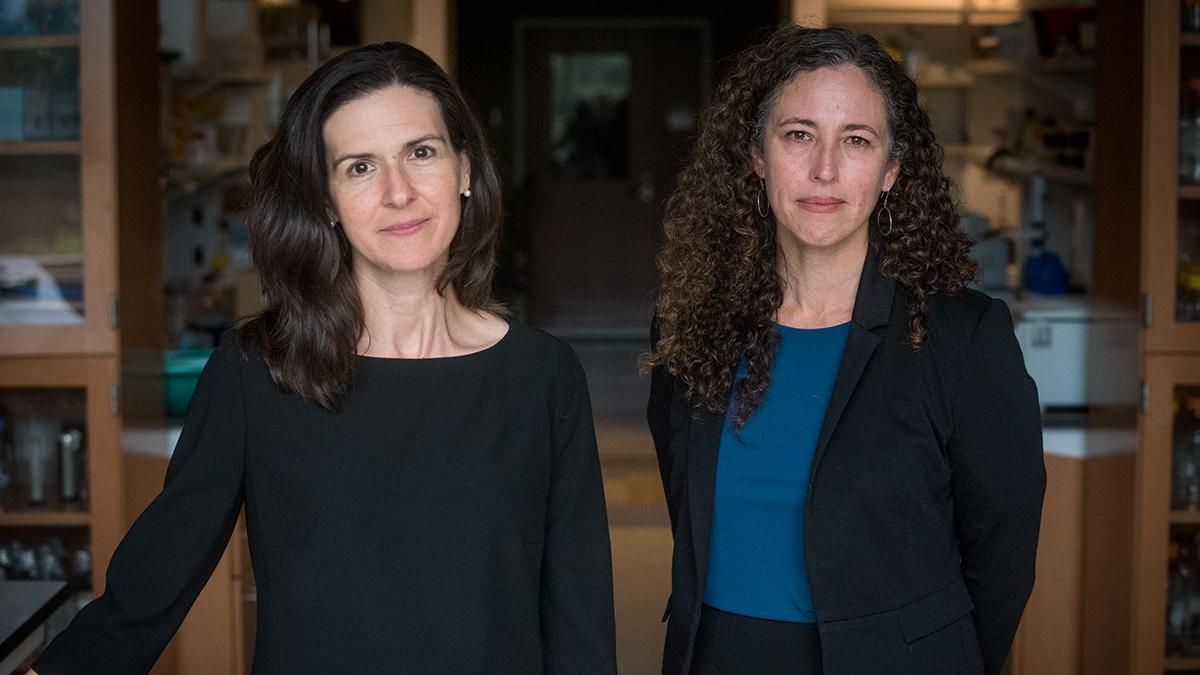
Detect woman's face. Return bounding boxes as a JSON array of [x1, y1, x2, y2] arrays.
[[752, 65, 900, 257], [324, 85, 470, 284]]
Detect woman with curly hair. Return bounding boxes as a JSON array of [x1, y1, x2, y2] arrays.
[[646, 24, 1045, 675]]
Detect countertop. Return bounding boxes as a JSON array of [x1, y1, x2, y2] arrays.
[[124, 416, 1138, 462], [0, 580, 69, 672]]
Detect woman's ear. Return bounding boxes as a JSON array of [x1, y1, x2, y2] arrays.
[[750, 142, 765, 179], [882, 156, 901, 193], [459, 154, 472, 195]]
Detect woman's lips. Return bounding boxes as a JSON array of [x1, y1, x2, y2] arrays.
[[796, 198, 845, 214], [382, 218, 428, 235]]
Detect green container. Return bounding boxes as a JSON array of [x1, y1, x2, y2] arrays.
[[164, 348, 215, 418]]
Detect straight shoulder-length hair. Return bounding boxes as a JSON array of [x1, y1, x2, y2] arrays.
[[238, 42, 504, 411]]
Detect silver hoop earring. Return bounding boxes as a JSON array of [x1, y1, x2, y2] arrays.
[[462, 188, 472, 198], [878, 191, 893, 237], [755, 178, 770, 219]]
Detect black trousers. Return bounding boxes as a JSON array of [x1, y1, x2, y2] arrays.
[[691, 604, 823, 674]]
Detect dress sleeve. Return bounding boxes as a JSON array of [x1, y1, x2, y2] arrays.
[[947, 298, 1046, 675], [539, 341, 617, 674], [33, 342, 248, 675]]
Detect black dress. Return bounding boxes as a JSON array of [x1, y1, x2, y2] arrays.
[[34, 323, 617, 674]]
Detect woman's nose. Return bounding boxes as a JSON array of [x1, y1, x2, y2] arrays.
[[809, 141, 838, 183], [383, 165, 416, 206]]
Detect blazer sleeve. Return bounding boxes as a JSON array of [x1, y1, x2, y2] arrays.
[[33, 342, 247, 675], [646, 318, 680, 530], [539, 341, 617, 674], [947, 298, 1046, 675]]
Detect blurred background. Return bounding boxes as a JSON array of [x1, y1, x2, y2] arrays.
[[0, 1, 1194, 673]]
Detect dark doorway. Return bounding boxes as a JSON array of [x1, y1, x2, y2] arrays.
[[516, 19, 708, 331], [456, 1, 780, 423]]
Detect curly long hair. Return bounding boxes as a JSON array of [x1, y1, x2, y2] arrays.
[[239, 42, 504, 411], [646, 24, 978, 429]]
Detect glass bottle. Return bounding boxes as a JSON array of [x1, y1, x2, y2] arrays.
[[1189, 422, 1200, 515], [1175, 397, 1200, 509], [1180, 216, 1200, 322], [1186, 272, 1200, 324], [1176, 396, 1188, 508], [14, 416, 59, 506], [59, 428, 82, 502], [0, 406, 12, 509], [1182, 79, 1200, 185], [1186, 534, 1200, 655], [1185, 0, 1200, 33], [1170, 540, 1188, 655]]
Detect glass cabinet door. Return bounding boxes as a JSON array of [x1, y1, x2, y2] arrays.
[[0, 355, 120, 594], [0, 4, 81, 325], [0, 1, 116, 354], [1147, 13, 1200, 351], [0, 385, 88, 513], [1177, 28, 1200, 326], [1135, 357, 1200, 673]]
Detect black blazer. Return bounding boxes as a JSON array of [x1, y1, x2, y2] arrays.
[[648, 251, 1046, 675]]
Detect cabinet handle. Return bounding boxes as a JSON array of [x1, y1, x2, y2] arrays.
[[1141, 292, 1152, 329], [110, 381, 120, 417], [109, 294, 119, 331]]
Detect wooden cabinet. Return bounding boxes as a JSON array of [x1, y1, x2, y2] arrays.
[[1134, 358, 1200, 673], [0, 357, 123, 584], [0, 0, 159, 606], [1129, 2, 1200, 673], [1141, 4, 1200, 353]]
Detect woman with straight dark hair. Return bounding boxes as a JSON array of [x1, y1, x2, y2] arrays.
[[31, 42, 615, 674], [646, 24, 1044, 675]]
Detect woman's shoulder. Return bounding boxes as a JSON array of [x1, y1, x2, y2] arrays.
[[922, 285, 1012, 321], [501, 322, 580, 367], [204, 327, 270, 382], [919, 287, 1017, 349], [922, 285, 993, 316]]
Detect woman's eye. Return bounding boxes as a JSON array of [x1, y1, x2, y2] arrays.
[[786, 130, 810, 141], [846, 136, 870, 147], [411, 145, 437, 160], [349, 161, 372, 176]]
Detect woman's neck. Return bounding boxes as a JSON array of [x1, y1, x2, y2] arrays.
[[353, 266, 499, 358], [775, 236, 867, 329]]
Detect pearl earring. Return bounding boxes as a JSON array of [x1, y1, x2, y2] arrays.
[[462, 188, 472, 198]]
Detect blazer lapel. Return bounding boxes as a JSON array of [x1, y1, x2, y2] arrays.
[[810, 247, 896, 479]]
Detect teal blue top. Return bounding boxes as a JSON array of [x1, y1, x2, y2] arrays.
[[703, 321, 850, 622]]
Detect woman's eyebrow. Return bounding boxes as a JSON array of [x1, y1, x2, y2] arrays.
[[778, 118, 880, 137], [331, 134, 448, 167]]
